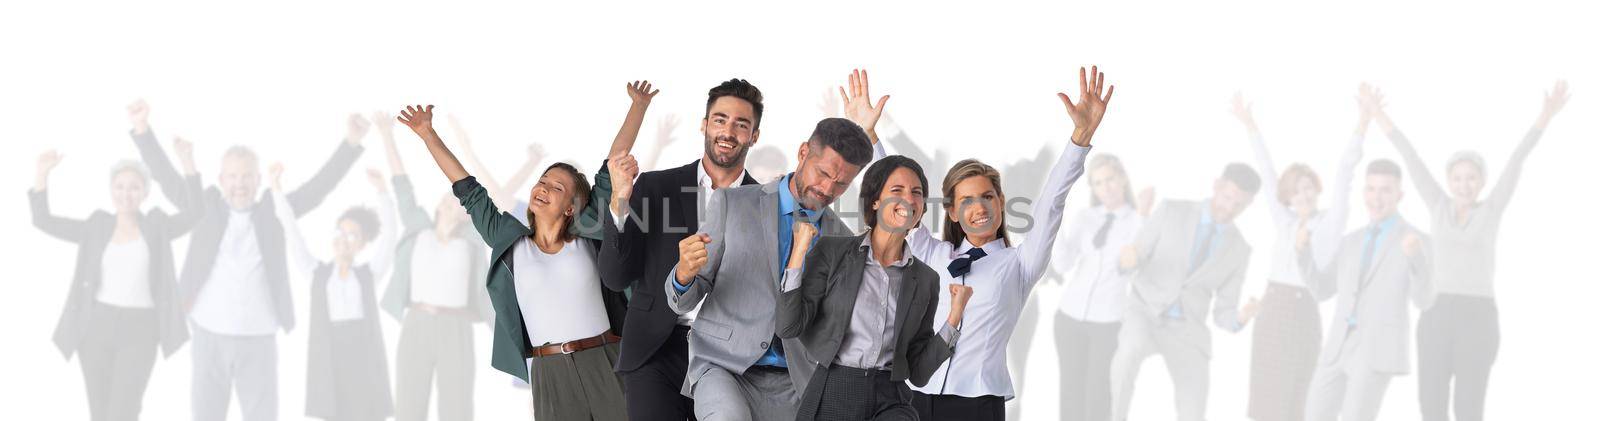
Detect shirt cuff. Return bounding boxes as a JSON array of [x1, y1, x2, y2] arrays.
[[938, 322, 961, 349], [670, 270, 692, 295], [780, 267, 803, 293], [610, 207, 628, 231]]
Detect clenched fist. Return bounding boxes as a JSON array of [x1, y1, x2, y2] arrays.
[[946, 284, 974, 328], [787, 221, 818, 270], [675, 233, 712, 286]]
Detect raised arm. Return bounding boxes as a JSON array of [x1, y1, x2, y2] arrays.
[[286, 113, 369, 217], [398, 105, 470, 183], [127, 100, 194, 207], [365, 169, 401, 279], [269, 163, 318, 278], [1370, 87, 1448, 209], [376, 112, 433, 233], [1487, 80, 1566, 210], [1232, 93, 1292, 226], [605, 80, 660, 224], [160, 138, 206, 238], [29, 151, 93, 243], [1014, 66, 1112, 288], [1311, 85, 1375, 270]]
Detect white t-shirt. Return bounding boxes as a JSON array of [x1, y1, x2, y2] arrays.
[[409, 229, 475, 308], [191, 209, 277, 336], [98, 238, 153, 308], [327, 269, 365, 322], [511, 237, 610, 345]]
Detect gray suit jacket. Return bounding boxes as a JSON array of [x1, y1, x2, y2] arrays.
[[1122, 200, 1252, 357], [774, 233, 950, 387], [664, 179, 853, 398], [1302, 216, 1433, 374]]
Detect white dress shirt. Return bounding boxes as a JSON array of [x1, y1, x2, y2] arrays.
[[408, 229, 475, 308], [190, 209, 277, 336], [276, 188, 399, 323], [1052, 205, 1141, 323], [1248, 132, 1362, 287], [511, 237, 612, 345], [98, 237, 154, 308], [907, 142, 1089, 399]]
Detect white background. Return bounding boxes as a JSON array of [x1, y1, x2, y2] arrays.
[[2, 1, 1595, 419]]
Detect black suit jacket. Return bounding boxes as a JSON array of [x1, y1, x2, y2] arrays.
[[600, 159, 758, 372], [774, 233, 951, 387]]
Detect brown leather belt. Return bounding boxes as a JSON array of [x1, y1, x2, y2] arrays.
[[530, 331, 622, 358]]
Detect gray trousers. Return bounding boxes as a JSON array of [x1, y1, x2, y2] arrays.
[[1055, 313, 1119, 421], [693, 365, 799, 421], [1110, 313, 1210, 421], [79, 303, 159, 421], [191, 326, 278, 421], [797, 364, 916, 421], [394, 310, 475, 421], [1304, 335, 1392, 421], [528, 341, 626, 421]]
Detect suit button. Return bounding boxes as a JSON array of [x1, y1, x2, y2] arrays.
[[760, 341, 769, 349]]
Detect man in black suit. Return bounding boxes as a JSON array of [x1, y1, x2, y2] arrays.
[[600, 79, 767, 421]]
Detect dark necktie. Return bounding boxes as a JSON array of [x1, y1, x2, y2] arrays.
[[1092, 212, 1116, 249], [947, 247, 988, 278]]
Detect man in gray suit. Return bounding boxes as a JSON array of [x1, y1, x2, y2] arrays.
[[1110, 163, 1264, 421], [664, 117, 878, 420], [1301, 159, 1433, 421]]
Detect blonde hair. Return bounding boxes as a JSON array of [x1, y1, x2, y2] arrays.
[[1276, 163, 1322, 206], [940, 159, 1011, 247], [1087, 154, 1134, 207]]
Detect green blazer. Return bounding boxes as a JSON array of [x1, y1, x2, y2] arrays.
[[451, 176, 626, 381]]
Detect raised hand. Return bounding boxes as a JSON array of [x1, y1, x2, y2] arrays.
[[269, 162, 285, 192], [366, 168, 388, 193], [627, 80, 660, 105], [608, 154, 640, 218], [397, 105, 437, 136], [345, 113, 372, 146], [839, 69, 890, 142], [675, 233, 712, 286], [1230, 92, 1257, 130], [1058, 65, 1115, 146], [787, 221, 818, 269], [34, 150, 63, 191], [947, 284, 974, 328], [1537, 80, 1570, 129], [173, 137, 197, 176], [128, 99, 151, 135], [371, 110, 397, 141]]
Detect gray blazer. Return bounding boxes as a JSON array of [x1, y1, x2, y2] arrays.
[[1302, 216, 1433, 374], [774, 233, 950, 387], [664, 180, 854, 398], [1122, 200, 1252, 357]]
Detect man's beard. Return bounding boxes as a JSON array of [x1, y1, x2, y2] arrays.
[[703, 134, 749, 169]]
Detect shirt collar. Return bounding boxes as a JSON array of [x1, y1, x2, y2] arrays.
[[697, 159, 748, 191], [859, 229, 914, 268], [778, 172, 801, 216], [1198, 199, 1227, 230], [1097, 204, 1134, 219]]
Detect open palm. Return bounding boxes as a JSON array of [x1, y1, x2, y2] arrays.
[[1058, 65, 1115, 146]]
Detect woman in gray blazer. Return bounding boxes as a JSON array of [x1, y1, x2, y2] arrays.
[[777, 155, 972, 421], [28, 121, 201, 421]]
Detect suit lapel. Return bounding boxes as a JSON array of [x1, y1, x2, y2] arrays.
[[892, 258, 921, 349], [760, 183, 781, 285], [674, 163, 699, 233]]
